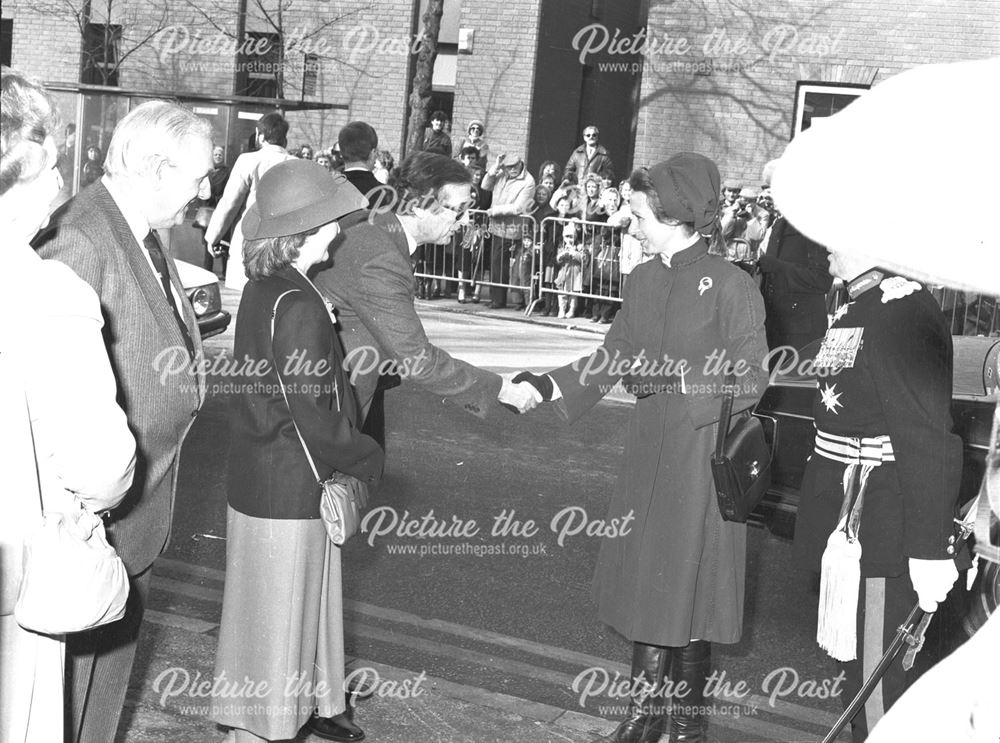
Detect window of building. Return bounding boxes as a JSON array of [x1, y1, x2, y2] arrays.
[[81, 22, 122, 86], [792, 82, 869, 138], [236, 31, 280, 99], [1, 19, 13, 68]]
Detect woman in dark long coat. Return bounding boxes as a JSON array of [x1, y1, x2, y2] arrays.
[[211, 160, 383, 743], [519, 153, 769, 743]]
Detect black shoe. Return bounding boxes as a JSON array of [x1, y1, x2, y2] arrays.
[[307, 713, 365, 742]]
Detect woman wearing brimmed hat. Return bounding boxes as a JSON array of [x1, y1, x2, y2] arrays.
[[517, 153, 769, 743], [212, 160, 384, 743]]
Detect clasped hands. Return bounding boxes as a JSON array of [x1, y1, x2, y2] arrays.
[[498, 371, 555, 414]]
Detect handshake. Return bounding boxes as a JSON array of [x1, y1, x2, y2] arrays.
[[498, 371, 556, 414]]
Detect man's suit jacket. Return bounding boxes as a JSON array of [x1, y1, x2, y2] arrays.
[[35, 181, 205, 575], [313, 211, 502, 418]]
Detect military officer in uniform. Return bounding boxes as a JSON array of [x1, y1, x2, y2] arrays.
[[792, 247, 968, 742]]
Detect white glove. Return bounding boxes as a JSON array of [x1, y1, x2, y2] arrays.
[[498, 374, 543, 414], [908, 558, 958, 612]]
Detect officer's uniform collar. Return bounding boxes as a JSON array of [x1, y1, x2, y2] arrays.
[[846, 269, 886, 300]]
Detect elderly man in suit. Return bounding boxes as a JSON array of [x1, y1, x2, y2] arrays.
[[36, 100, 210, 743], [313, 151, 538, 421]]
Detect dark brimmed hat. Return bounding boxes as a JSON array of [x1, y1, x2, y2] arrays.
[[648, 153, 721, 233], [242, 160, 368, 240]]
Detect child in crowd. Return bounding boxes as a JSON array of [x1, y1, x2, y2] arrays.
[[554, 222, 587, 318]]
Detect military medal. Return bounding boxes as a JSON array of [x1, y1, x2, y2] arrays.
[[814, 327, 864, 370]]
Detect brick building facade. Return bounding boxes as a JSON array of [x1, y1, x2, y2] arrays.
[[3, 0, 998, 182]]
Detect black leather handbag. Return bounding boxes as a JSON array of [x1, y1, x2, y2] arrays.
[[711, 375, 772, 523]]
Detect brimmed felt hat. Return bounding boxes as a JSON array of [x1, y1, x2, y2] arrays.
[[722, 178, 741, 190], [739, 186, 759, 200], [242, 160, 368, 240], [649, 153, 721, 233], [772, 58, 1000, 294]]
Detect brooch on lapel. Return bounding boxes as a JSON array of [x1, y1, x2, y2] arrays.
[[698, 277, 713, 296], [323, 298, 338, 324]]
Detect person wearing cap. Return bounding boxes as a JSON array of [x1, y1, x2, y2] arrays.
[[205, 112, 295, 291], [454, 118, 491, 167], [721, 177, 741, 206], [481, 152, 536, 309], [788, 249, 967, 743], [515, 153, 768, 743], [312, 151, 540, 423], [212, 159, 384, 743]]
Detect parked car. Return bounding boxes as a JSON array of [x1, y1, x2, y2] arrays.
[[175, 259, 230, 340]]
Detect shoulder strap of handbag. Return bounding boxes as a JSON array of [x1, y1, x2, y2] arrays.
[[713, 372, 737, 459], [23, 390, 44, 517], [269, 288, 342, 485]]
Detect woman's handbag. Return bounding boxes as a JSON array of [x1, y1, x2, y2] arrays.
[[271, 290, 368, 545], [14, 395, 129, 634], [711, 374, 772, 523]]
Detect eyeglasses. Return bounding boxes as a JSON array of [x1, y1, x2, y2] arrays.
[[584, 132, 598, 139], [438, 200, 472, 220], [469, 126, 483, 132]]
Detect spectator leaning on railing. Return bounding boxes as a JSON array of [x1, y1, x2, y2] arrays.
[[481, 153, 535, 309]]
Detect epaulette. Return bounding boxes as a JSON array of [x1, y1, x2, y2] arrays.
[[878, 276, 922, 303]]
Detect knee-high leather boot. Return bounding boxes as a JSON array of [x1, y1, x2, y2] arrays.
[[669, 640, 711, 742], [597, 642, 671, 743]]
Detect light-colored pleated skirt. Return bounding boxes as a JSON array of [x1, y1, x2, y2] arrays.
[[0, 615, 64, 743], [211, 506, 345, 740]]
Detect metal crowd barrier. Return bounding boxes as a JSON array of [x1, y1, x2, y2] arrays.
[[533, 217, 626, 319], [413, 209, 537, 307], [415, 212, 999, 337]]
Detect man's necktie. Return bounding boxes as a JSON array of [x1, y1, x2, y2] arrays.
[[144, 230, 196, 358]]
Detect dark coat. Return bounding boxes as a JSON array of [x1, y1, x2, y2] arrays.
[[758, 217, 832, 350], [793, 273, 966, 577], [227, 267, 383, 519], [548, 240, 769, 645], [35, 181, 204, 575], [344, 167, 393, 213], [563, 143, 615, 186], [313, 211, 503, 418]]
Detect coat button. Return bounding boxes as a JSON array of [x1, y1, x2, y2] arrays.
[[946, 546, 955, 555], [948, 535, 955, 544], [191, 409, 199, 418]]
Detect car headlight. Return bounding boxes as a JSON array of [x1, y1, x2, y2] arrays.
[[190, 287, 211, 317]]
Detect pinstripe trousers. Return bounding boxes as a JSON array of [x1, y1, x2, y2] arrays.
[[65, 567, 152, 743], [838, 573, 918, 743]]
